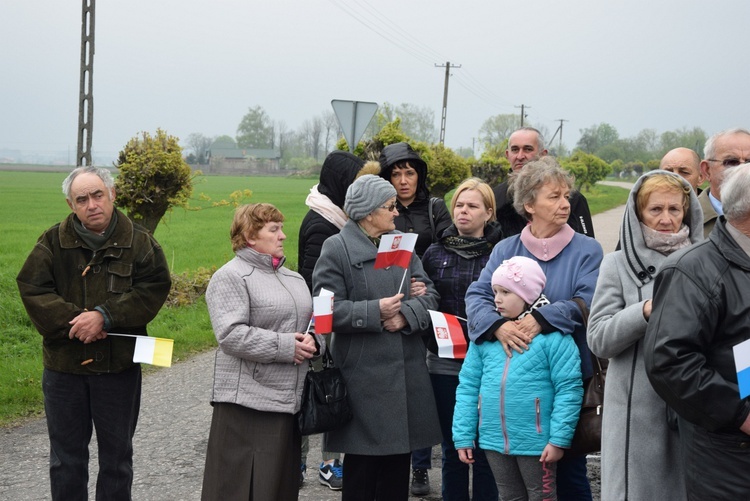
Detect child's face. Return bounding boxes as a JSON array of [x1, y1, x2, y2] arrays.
[[493, 285, 527, 319]]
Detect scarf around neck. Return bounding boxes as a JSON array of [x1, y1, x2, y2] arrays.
[[515, 293, 551, 320], [306, 184, 348, 229], [520, 224, 575, 262], [640, 222, 691, 255]]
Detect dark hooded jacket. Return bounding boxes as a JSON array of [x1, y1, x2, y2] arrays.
[[379, 142, 452, 257], [298, 151, 364, 291]]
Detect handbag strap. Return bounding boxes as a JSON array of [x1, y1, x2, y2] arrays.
[[571, 297, 604, 376]]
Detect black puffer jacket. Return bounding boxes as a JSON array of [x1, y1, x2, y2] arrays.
[[379, 142, 451, 257], [298, 151, 364, 291], [493, 180, 595, 238]]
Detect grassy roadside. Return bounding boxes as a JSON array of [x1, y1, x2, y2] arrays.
[[0, 171, 629, 426]]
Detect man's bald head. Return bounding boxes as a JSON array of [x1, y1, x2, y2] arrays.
[[660, 147, 703, 191]]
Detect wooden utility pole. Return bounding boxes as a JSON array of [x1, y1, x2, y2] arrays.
[[436, 61, 461, 145], [515, 104, 530, 127], [77, 0, 95, 166]]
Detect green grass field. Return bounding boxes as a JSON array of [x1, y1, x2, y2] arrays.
[[0, 169, 629, 425]]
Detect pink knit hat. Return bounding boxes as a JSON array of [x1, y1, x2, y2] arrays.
[[491, 256, 546, 305]]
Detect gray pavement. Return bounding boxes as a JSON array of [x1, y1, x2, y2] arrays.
[[0, 187, 629, 500]]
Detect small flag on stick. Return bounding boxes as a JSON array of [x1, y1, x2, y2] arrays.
[[733, 338, 750, 398], [374, 233, 418, 269], [109, 333, 174, 367], [313, 288, 334, 334], [428, 310, 467, 359]]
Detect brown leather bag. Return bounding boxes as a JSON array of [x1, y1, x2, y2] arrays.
[[569, 297, 607, 455]]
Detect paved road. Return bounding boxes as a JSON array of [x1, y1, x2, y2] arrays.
[[0, 187, 629, 500]]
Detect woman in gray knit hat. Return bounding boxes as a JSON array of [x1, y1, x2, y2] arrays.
[[312, 174, 443, 501]]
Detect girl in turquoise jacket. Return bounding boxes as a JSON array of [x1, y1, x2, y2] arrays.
[[454, 256, 583, 500]]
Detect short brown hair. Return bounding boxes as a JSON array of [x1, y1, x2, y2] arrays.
[[230, 203, 284, 252]]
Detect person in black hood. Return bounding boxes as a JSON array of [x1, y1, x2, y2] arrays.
[[297, 150, 376, 490], [379, 142, 452, 259], [379, 142, 451, 495]]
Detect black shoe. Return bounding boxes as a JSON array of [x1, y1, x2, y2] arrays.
[[410, 468, 430, 496], [318, 459, 343, 490]]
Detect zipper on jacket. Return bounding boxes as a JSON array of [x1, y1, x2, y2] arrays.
[[535, 397, 542, 433], [501, 355, 511, 454]]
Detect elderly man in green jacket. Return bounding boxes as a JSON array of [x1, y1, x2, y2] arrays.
[[17, 166, 171, 501]]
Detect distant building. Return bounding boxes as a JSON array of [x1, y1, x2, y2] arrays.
[[205, 137, 281, 175]]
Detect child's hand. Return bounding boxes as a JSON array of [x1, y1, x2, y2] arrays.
[[457, 448, 475, 464], [540, 444, 564, 463]]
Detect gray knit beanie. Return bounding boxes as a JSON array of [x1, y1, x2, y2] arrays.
[[344, 174, 397, 221]]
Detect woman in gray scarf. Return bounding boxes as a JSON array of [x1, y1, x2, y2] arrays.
[[588, 170, 703, 500]]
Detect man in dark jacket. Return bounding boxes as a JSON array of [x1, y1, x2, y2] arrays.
[[493, 127, 595, 238], [645, 162, 750, 499], [17, 166, 171, 501]]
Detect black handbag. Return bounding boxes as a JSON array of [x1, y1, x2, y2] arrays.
[[297, 350, 353, 436], [569, 298, 607, 455]]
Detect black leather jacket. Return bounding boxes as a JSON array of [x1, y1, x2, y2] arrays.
[[645, 217, 750, 433]]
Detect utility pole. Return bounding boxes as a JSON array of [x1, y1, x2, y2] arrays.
[[77, 0, 95, 167], [547, 119, 569, 152], [515, 104, 530, 127], [436, 61, 461, 145]]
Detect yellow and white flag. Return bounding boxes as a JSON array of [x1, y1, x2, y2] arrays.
[[109, 333, 174, 367]]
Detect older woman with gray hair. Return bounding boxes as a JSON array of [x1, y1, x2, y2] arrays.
[[465, 156, 603, 500], [312, 174, 442, 501]]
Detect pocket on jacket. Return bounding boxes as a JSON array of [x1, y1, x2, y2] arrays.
[[107, 261, 133, 293]]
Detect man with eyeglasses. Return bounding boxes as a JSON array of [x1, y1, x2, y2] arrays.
[[699, 128, 750, 237]]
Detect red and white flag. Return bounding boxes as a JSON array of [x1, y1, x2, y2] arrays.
[[312, 288, 334, 334], [428, 310, 467, 359], [374, 233, 418, 269]]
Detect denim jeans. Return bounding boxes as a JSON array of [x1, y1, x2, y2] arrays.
[[43, 365, 142, 501], [431, 373, 498, 501]]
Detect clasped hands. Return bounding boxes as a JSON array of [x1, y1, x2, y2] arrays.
[[494, 314, 542, 357], [68, 310, 107, 344]]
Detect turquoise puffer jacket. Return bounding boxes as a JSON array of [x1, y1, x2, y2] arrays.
[[453, 331, 582, 455]]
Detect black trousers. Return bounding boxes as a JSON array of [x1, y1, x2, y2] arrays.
[[342, 452, 411, 501]]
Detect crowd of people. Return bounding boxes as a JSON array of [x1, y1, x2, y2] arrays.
[[15, 126, 750, 501]]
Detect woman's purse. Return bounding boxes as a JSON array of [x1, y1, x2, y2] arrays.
[[569, 298, 607, 455], [297, 349, 353, 436]]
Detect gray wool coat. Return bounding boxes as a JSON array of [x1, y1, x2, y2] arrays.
[[312, 220, 442, 455], [588, 170, 703, 501]]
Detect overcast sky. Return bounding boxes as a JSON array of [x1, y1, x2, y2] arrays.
[[2, 0, 749, 162]]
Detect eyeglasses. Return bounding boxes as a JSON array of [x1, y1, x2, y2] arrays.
[[706, 158, 750, 168], [379, 202, 397, 212]]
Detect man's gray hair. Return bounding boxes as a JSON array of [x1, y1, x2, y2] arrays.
[[513, 126, 545, 151], [62, 166, 115, 201], [721, 162, 750, 222], [703, 127, 750, 160], [511, 156, 574, 220]]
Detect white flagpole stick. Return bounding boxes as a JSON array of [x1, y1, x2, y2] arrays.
[[399, 268, 408, 295], [454, 315, 468, 322], [305, 316, 313, 334]]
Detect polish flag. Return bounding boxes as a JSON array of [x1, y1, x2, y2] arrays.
[[428, 310, 467, 359], [374, 233, 418, 269], [313, 288, 334, 334]]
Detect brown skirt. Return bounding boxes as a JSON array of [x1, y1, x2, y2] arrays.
[[201, 403, 301, 501]]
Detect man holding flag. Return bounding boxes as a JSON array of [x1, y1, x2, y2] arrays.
[[17, 166, 172, 501]]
